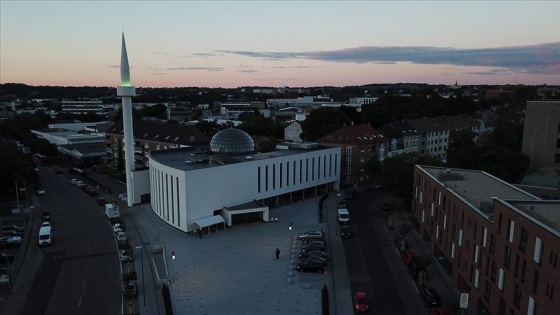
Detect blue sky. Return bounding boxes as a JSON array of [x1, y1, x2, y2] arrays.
[[1, 1, 559, 88]]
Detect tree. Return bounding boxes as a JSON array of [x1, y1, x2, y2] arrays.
[[364, 157, 382, 183], [488, 114, 524, 152], [447, 129, 476, 154], [380, 153, 443, 197], [478, 146, 530, 182], [300, 107, 351, 140]]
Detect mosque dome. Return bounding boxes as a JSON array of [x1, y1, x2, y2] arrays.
[[210, 128, 255, 155]]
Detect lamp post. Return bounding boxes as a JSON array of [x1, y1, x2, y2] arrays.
[[135, 246, 145, 306], [288, 222, 294, 250], [171, 251, 176, 286]]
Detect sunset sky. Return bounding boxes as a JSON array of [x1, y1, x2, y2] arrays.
[[1, 1, 559, 88]]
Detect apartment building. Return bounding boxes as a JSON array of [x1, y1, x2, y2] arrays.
[[317, 123, 385, 188], [61, 99, 105, 116], [105, 119, 209, 169], [413, 165, 560, 315], [406, 115, 480, 162], [378, 121, 420, 159], [521, 100, 560, 171]]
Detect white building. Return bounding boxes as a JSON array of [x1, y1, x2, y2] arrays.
[[148, 128, 341, 233]]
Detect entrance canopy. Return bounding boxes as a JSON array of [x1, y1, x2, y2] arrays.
[[190, 215, 225, 231]]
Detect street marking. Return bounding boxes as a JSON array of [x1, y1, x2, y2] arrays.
[[78, 296, 82, 307]]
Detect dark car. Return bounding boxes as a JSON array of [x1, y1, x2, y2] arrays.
[[296, 260, 326, 273], [96, 197, 107, 206], [340, 225, 351, 239], [337, 200, 347, 208], [297, 256, 328, 266], [301, 240, 326, 252], [42, 210, 51, 220], [301, 236, 325, 244], [381, 203, 390, 211], [344, 188, 356, 200], [122, 281, 138, 297], [421, 287, 441, 307], [298, 249, 329, 261]]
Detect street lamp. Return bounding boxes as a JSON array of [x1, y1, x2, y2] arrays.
[[135, 246, 145, 306], [171, 251, 176, 286], [288, 222, 294, 249]]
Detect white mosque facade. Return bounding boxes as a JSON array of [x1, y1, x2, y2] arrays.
[[148, 128, 341, 233]]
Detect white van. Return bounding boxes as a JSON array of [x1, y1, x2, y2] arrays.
[[38, 226, 52, 246], [337, 208, 350, 224]]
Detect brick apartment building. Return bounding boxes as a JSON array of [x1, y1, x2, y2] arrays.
[[412, 165, 559, 315], [317, 123, 385, 188]]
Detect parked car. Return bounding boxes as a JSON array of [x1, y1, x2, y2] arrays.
[[401, 250, 416, 265], [381, 203, 390, 211], [96, 197, 107, 206], [70, 178, 79, 185], [1, 230, 23, 237], [113, 223, 123, 233], [0, 252, 16, 262], [421, 287, 441, 307], [353, 291, 370, 312], [120, 250, 132, 262], [122, 281, 138, 297], [301, 236, 325, 244], [300, 240, 326, 252], [1, 225, 24, 233], [297, 256, 328, 266], [297, 230, 324, 241], [0, 235, 22, 246], [42, 210, 51, 220], [344, 188, 356, 200], [340, 225, 351, 239], [296, 260, 326, 273], [115, 231, 128, 242], [36, 187, 46, 195], [298, 249, 329, 261], [41, 221, 51, 227], [337, 200, 347, 208]]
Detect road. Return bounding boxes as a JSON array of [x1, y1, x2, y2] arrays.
[[21, 165, 122, 315], [343, 189, 428, 315]]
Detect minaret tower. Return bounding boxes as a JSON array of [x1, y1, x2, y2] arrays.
[[117, 33, 136, 207]]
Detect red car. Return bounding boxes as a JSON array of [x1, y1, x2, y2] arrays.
[[353, 291, 370, 312]]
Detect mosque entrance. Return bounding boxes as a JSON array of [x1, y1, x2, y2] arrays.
[[231, 211, 263, 225]]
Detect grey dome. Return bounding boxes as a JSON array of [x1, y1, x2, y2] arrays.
[[210, 128, 255, 155]]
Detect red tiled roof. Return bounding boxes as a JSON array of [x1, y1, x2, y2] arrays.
[[317, 123, 386, 145]]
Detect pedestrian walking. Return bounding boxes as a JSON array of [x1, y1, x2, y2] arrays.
[[275, 248, 280, 259], [198, 229, 202, 239]]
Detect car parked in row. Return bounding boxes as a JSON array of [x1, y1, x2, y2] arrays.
[[421, 287, 441, 307], [300, 240, 326, 252], [120, 249, 132, 262], [0, 235, 22, 247], [297, 230, 324, 241], [353, 291, 370, 312], [298, 249, 329, 261], [340, 225, 351, 239], [115, 231, 128, 242], [122, 280, 138, 297], [296, 260, 326, 273]]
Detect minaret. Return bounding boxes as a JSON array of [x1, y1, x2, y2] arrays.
[[116, 33, 136, 207]]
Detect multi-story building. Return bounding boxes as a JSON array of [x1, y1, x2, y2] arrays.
[[378, 121, 420, 159], [105, 119, 209, 169], [521, 100, 560, 171], [406, 115, 480, 162], [61, 99, 105, 116], [148, 128, 340, 232], [412, 165, 560, 315], [317, 124, 385, 188]]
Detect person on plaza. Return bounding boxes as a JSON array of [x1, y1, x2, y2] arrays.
[[198, 229, 202, 239], [275, 248, 280, 259]]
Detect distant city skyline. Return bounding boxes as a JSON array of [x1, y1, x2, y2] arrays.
[[1, 1, 559, 88]]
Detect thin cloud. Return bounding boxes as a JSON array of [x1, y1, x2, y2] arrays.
[[238, 69, 258, 73], [220, 42, 560, 74], [190, 53, 216, 58], [166, 67, 223, 72]]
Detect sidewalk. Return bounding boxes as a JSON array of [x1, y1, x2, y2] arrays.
[[389, 201, 461, 315]]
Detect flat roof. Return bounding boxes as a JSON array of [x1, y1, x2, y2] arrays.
[[150, 145, 336, 172], [507, 200, 560, 235], [419, 166, 540, 215]]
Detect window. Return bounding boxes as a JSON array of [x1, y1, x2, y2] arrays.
[[507, 219, 515, 242], [498, 267, 504, 289], [504, 246, 511, 268], [513, 283, 521, 308], [484, 280, 491, 301], [532, 270, 539, 294], [520, 259, 527, 283], [490, 233, 495, 254], [519, 227, 528, 253], [534, 237, 544, 264]]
